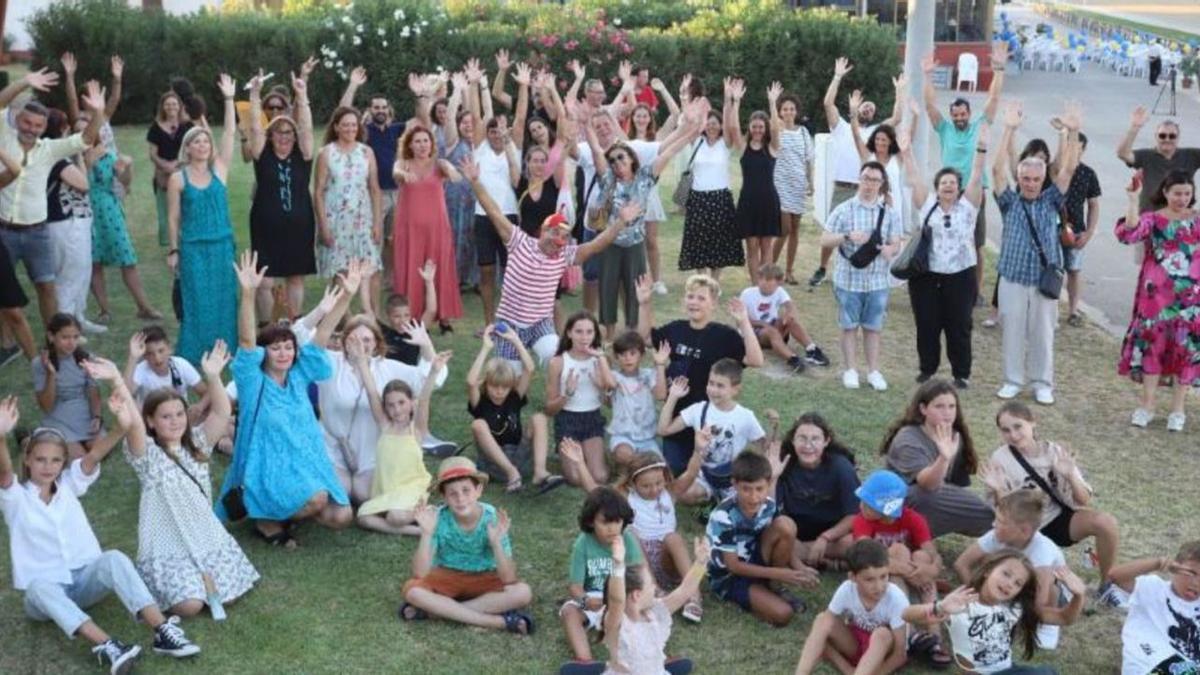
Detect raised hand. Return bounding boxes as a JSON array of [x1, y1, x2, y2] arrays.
[[668, 376, 690, 399], [110, 55, 124, 80], [937, 586, 978, 615], [450, 71, 469, 95], [495, 49, 511, 71], [1003, 100, 1023, 129], [248, 69, 268, 96], [40, 351, 57, 376], [931, 421, 960, 461], [834, 56, 854, 78], [679, 73, 693, 98], [487, 508, 511, 544], [343, 332, 367, 364], [0, 396, 20, 436], [921, 54, 938, 74], [767, 442, 791, 480], [514, 62, 532, 87], [23, 68, 60, 92], [848, 89, 864, 115], [1061, 100, 1082, 132], [60, 52, 77, 75], [892, 72, 908, 91], [1126, 169, 1144, 197], [217, 73, 236, 100], [80, 80, 106, 113], [1054, 566, 1087, 596], [694, 425, 713, 452], [766, 81, 783, 103], [415, 504, 438, 535], [1130, 105, 1149, 129], [299, 56, 319, 81], [128, 331, 147, 361], [1051, 444, 1079, 478], [978, 459, 1017, 496], [430, 350, 453, 375], [458, 154, 480, 182], [82, 357, 122, 382], [990, 40, 1010, 68], [201, 340, 231, 377], [108, 387, 135, 430], [316, 283, 343, 317], [418, 260, 437, 283], [611, 529, 627, 563], [349, 66, 368, 88], [618, 60, 633, 84], [234, 250, 267, 290], [635, 274, 654, 305], [616, 200, 643, 225], [650, 77, 665, 92], [653, 340, 671, 367], [725, 297, 749, 325], [559, 437, 584, 465], [567, 59, 585, 80], [341, 258, 366, 294], [291, 71, 307, 98], [402, 319, 433, 350], [728, 78, 746, 102], [465, 58, 483, 84]]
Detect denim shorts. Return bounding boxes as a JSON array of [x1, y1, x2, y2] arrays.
[[1063, 246, 1085, 272], [0, 223, 55, 283], [834, 287, 889, 331]]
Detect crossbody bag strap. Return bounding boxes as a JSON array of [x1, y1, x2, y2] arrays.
[[684, 140, 702, 171], [1007, 444, 1070, 511], [160, 444, 208, 497], [1020, 201, 1050, 268]]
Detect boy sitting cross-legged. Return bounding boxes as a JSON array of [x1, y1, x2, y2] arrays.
[[400, 457, 535, 634], [707, 452, 819, 627], [795, 539, 910, 675]]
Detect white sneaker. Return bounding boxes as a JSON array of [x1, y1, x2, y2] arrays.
[[866, 370, 888, 391], [1130, 408, 1154, 428], [80, 318, 108, 334], [996, 384, 1021, 399], [651, 281, 668, 296], [842, 370, 860, 389], [1034, 387, 1056, 405], [1167, 412, 1186, 432]]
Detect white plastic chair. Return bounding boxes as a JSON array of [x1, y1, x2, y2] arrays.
[[956, 52, 979, 92]]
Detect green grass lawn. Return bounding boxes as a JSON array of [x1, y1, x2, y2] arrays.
[[0, 124, 1197, 674]]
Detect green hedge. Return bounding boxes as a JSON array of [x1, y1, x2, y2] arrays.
[[27, 0, 899, 126]]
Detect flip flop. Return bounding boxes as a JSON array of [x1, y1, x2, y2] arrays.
[[909, 631, 953, 670], [502, 609, 535, 635], [505, 477, 525, 494], [397, 602, 427, 622], [254, 524, 297, 549], [533, 475, 566, 495]]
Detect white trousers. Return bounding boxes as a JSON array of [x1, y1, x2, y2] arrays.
[[48, 216, 93, 319], [998, 277, 1057, 389]]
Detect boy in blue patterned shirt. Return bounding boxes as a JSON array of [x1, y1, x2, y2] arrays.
[[706, 452, 820, 626]]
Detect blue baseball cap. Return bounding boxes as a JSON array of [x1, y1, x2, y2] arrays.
[[855, 470, 908, 518]]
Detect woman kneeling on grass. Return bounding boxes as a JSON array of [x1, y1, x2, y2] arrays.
[[214, 251, 361, 547]]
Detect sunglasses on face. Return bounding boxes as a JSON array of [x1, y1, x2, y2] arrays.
[[1159, 133, 1178, 140], [943, 213, 952, 229], [607, 153, 630, 162], [265, 104, 285, 112]]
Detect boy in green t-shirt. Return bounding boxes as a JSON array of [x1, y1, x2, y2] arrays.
[[400, 457, 534, 634], [560, 486, 645, 666]]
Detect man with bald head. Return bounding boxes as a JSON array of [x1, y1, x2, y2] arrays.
[[991, 101, 1083, 407], [1118, 106, 1200, 212]]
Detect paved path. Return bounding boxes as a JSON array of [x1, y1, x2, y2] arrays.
[[1060, 1, 1200, 38], [925, 3, 1200, 335]]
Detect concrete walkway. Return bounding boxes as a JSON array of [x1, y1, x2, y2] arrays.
[[924, 2, 1200, 335], [1060, 1, 1200, 38]]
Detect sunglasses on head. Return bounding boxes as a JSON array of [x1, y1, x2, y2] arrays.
[[1159, 133, 1178, 140]]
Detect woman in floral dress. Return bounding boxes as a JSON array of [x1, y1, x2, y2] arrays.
[[122, 344, 258, 616], [314, 106, 382, 315], [1117, 170, 1200, 432]]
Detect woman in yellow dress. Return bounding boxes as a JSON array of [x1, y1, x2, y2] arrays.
[[347, 337, 447, 535]]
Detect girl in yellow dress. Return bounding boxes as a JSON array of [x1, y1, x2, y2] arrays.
[[349, 336, 447, 535]]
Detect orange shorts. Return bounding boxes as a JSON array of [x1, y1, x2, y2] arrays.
[[402, 567, 506, 600]]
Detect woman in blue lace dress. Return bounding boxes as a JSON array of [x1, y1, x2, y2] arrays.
[[166, 74, 239, 366], [214, 251, 359, 547]]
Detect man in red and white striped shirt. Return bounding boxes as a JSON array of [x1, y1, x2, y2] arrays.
[[464, 156, 641, 370]]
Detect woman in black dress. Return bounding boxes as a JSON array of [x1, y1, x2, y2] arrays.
[[146, 91, 193, 248], [727, 79, 782, 284], [247, 71, 316, 322]]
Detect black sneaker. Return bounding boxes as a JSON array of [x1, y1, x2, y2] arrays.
[[93, 639, 141, 675], [0, 345, 20, 368], [954, 377, 971, 390], [915, 372, 934, 384], [787, 355, 806, 374], [153, 616, 200, 658], [804, 346, 831, 367], [807, 267, 826, 289]]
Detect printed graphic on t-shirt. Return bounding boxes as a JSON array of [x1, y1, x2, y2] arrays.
[[967, 607, 1019, 668], [1167, 598, 1200, 663]]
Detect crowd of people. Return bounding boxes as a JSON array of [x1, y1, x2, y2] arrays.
[[0, 41, 1198, 675]]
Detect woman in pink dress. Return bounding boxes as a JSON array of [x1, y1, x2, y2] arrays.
[[392, 125, 463, 330]]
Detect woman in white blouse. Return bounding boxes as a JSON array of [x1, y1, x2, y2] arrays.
[[677, 93, 745, 279], [318, 315, 446, 503], [897, 124, 987, 389]]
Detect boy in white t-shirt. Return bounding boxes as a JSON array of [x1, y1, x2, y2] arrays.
[[796, 539, 910, 675], [123, 327, 208, 411], [953, 490, 1069, 650], [1111, 541, 1200, 675], [658, 358, 764, 505], [739, 263, 830, 373]]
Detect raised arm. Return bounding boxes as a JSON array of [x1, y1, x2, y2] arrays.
[[635, 274, 655, 340], [465, 330, 494, 409], [339, 66, 366, 109], [877, 73, 907, 129], [723, 77, 744, 152], [491, 50, 513, 110], [1107, 555, 1174, 594], [575, 202, 641, 265], [465, 59, 486, 148], [215, 74, 237, 175], [442, 72, 466, 150], [601, 535, 629, 657], [898, 133, 927, 208], [292, 71, 315, 160], [849, 90, 870, 163], [80, 359, 139, 472], [921, 55, 944, 128], [982, 41, 1009, 123], [511, 63, 531, 150], [653, 78, 681, 142], [410, 73, 434, 131], [77, 80, 107, 148], [766, 82, 783, 154], [198, 340, 233, 444], [247, 71, 267, 159], [993, 102, 1021, 197], [104, 56, 124, 120], [965, 126, 988, 207], [60, 52, 80, 124], [460, 155, 515, 243], [0, 68, 60, 111], [414, 352, 450, 439], [1117, 106, 1147, 165], [234, 250, 267, 348], [1053, 105, 1082, 194], [651, 110, 700, 177], [0, 397, 18, 489], [728, 298, 765, 367], [564, 59, 585, 109], [824, 57, 852, 131], [313, 260, 365, 348]]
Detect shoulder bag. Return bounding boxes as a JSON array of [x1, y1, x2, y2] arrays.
[[671, 141, 704, 210], [843, 205, 887, 269], [890, 203, 938, 280], [1021, 200, 1063, 300], [220, 379, 265, 522]]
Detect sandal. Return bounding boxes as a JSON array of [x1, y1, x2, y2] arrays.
[[505, 477, 524, 494], [502, 609, 535, 635], [784, 275, 800, 286], [681, 599, 703, 624], [397, 602, 427, 622], [137, 308, 164, 320], [533, 474, 566, 496], [96, 311, 111, 325], [1067, 312, 1084, 327], [777, 588, 807, 614], [254, 523, 297, 549], [909, 631, 953, 670]]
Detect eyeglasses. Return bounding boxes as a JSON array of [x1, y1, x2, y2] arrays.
[[860, 176, 884, 184], [793, 436, 826, 447], [943, 213, 952, 229], [607, 153, 629, 162], [1159, 133, 1179, 140], [265, 104, 286, 112]]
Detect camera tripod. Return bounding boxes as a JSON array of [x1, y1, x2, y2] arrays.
[[1152, 65, 1177, 116]]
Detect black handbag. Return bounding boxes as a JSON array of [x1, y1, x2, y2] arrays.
[[221, 379, 265, 522], [890, 204, 937, 280], [843, 205, 887, 269], [672, 141, 703, 209], [1021, 201, 1063, 300]]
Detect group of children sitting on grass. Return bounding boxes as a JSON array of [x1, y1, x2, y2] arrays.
[[3, 270, 1198, 675]]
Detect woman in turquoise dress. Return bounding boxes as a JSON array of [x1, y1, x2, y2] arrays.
[[215, 251, 359, 546], [85, 143, 160, 322], [167, 74, 239, 366]]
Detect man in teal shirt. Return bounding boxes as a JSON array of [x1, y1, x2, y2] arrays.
[[922, 42, 1009, 295]]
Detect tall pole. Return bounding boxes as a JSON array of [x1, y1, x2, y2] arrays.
[[904, 0, 936, 172]]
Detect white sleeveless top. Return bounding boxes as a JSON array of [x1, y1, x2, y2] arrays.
[[628, 490, 676, 542], [561, 352, 602, 412], [689, 138, 731, 192]]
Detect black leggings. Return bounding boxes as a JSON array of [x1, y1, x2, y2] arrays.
[[910, 267, 977, 379]]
